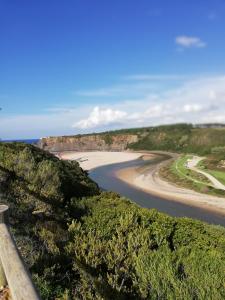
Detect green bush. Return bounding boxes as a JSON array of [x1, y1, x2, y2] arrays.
[[1, 142, 225, 299], [67, 193, 225, 299]]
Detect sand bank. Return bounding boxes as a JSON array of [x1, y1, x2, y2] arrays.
[[116, 163, 225, 216], [59, 151, 151, 170], [60, 150, 225, 215]]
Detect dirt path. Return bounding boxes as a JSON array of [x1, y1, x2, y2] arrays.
[[187, 156, 225, 191]]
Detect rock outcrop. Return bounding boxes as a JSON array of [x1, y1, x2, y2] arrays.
[[38, 134, 138, 152]]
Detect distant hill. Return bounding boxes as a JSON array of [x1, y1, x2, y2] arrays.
[[39, 123, 225, 155], [128, 123, 225, 155]]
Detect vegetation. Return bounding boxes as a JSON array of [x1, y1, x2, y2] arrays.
[[208, 170, 225, 185], [197, 152, 225, 187], [128, 124, 225, 155], [67, 193, 225, 300], [0, 142, 225, 299], [160, 157, 225, 197], [0, 142, 99, 299], [43, 123, 225, 155], [102, 134, 113, 145], [172, 155, 211, 186]]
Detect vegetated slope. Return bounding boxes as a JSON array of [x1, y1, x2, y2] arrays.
[[0, 142, 225, 299], [129, 124, 225, 155], [38, 123, 225, 156], [0, 142, 99, 298], [68, 193, 225, 300]]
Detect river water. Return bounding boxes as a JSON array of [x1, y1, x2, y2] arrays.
[[90, 158, 225, 226]]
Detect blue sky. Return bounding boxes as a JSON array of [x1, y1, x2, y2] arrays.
[[1, 0, 225, 139]]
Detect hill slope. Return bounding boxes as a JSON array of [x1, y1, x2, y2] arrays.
[[39, 124, 225, 155], [0, 142, 225, 299]]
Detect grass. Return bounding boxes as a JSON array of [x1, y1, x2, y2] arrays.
[[172, 155, 211, 187], [197, 158, 225, 186], [208, 170, 225, 185], [160, 156, 225, 198]]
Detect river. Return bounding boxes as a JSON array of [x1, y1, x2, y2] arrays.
[[90, 157, 225, 226]]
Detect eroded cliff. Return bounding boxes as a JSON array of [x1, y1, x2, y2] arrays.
[[38, 134, 138, 152]]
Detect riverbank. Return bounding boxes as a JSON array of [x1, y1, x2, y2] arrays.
[[59, 151, 154, 170], [116, 159, 225, 216], [60, 150, 225, 217]]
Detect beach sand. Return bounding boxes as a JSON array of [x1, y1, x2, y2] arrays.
[[116, 164, 225, 216], [59, 151, 149, 170], [60, 150, 225, 216]]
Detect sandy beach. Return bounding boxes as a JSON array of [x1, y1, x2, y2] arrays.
[[60, 150, 225, 215], [59, 151, 150, 170], [116, 162, 225, 216]]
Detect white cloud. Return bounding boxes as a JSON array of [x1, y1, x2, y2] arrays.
[[73, 106, 127, 129], [209, 89, 217, 100], [175, 35, 206, 48], [1, 75, 225, 139], [74, 82, 160, 98], [183, 104, 202, 113], [72, 76, 225, 130], [123, 74, 187, 81]]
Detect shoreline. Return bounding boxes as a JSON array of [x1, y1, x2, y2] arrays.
[[116, 163, 225, 217], [60, 150, 225, 217], [59, 151, 154, 171]]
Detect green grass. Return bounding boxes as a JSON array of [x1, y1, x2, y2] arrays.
[[172, 155, 210, 187], [208, 170, 225, 185], [160, 155, 225, 197]]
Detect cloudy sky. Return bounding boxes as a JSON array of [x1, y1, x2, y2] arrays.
[[1, 0, 225, 139]]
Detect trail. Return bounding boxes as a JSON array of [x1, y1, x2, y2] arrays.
[[187, 156, 225, 191]]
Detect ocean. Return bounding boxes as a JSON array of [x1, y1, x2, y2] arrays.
[[1, 139, 39, 144]]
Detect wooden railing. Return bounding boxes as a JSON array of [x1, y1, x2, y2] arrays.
[[0, 205, 40, 300]]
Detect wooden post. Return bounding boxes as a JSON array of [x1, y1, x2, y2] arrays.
[[0, 259, 7, 288], [0, 205, 7, 287], [0, 204, 40, 300], [0, 205, 8, 224]]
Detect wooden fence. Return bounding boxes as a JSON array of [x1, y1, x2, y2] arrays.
[[0, 204, 40, 300]]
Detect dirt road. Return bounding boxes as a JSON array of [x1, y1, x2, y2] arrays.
[[187, 156, 225, 191]]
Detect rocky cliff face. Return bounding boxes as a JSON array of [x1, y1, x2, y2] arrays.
[[38, 134, 138, 152]]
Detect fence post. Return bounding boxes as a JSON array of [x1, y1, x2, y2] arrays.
[[0, 259, 6, 288], [0, 204, 40, 299], [0, 205, 7, 287]]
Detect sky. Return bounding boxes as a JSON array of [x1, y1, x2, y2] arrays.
[[1, 0, 225, 139]]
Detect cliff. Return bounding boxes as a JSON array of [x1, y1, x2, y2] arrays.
[[38, 133, 138, 152]]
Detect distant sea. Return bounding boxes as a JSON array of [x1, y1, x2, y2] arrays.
[[1, 139, 39, 144]]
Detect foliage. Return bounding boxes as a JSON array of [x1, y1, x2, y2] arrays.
[[160, 159, 225, 198], [0, 142, 225, 299], [103, 134, 113, 145], [128, 124, 225, 155], [0, 142, 99, 299], [67, 193, 225, 299]]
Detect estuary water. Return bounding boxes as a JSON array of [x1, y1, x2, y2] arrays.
[[90, 158, 225, 226]]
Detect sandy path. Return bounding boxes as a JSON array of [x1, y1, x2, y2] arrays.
[[187, 156, 225, 191], [117, 159, 225, 215]]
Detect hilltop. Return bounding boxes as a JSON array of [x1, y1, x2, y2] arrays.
[[38, 123, 225, 155]]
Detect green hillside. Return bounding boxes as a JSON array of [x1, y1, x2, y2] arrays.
[[128, 124, 225, 155], [0, 142, 225, 299]]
